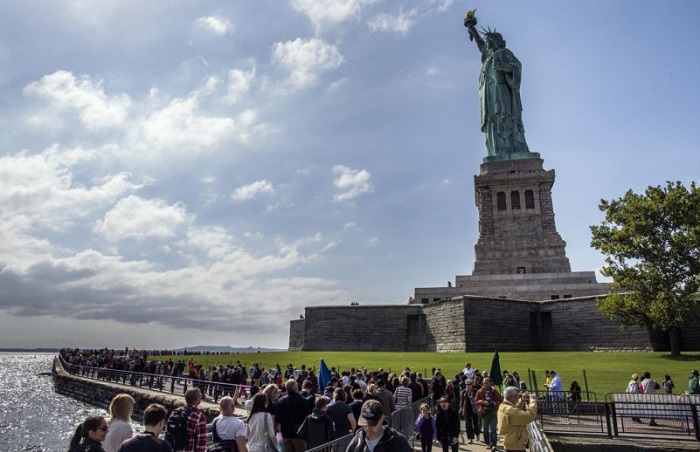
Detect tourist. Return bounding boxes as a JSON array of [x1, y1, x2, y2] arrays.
[[626, 374, 640, 393], [459, 380, 479, 444], [327, 388, 357, 439], [300, 380, 316, 412], [104, 393, 135, 452], [408, 373, 423, 403], [431, 370, 446, 404], [542, 370, 552, 390], [663, 374, 675, 394], [625, 373, 641, 423], [414, 403, 436, 452], [298, 396, 334, 449], [475, 377, 502, 451], [376, 379, 396, 417], [640, 371, 660, 426], [210, 396, 248, 452], [261, 384, 281, 417], [246, 394, 277, 452], [688, 370, 700, 394], [394, 376, 413, 410], [245, 385, 260, 415], [346, 400, 412, 452], [117, 404, 172, 452], [462, 363, 474, 381], [364, 383, 380, 402], [568, 381, 582, 412], [166, 388, 207, 452], [497, 387, 537, 452], [68, 415, 108, 452], [275, 380, 311, 452], [436, 397, 460, 452], [349, 389, 365, 422]]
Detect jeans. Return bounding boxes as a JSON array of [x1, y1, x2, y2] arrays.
[[481, 411, 498, 446], [420, 435, 433, 452]]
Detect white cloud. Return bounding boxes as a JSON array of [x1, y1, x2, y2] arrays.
[[95, 195, 190, 242], [272, 38, 344, 90], [232, 180, 275, 201], [368, 237, 380, 246], [223, 68, 256, 104], [0, 149, 140, 235], [436, 0, 454, 12], [332, 165, 374, 201], [289, 0, 372, 30], [367, 9, 418, 35], [137, 96, 236, 153], [23, 70, 131, 131], [197, 16, 233, 35]]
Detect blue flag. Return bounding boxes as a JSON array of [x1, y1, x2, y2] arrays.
[[318, 359, 331, 393]]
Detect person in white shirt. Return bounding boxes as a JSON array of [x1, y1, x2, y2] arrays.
[[213, 396, 248, 452], [104, 393, 134, 452]]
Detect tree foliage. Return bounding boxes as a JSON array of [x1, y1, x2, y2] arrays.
[[590, 181, 700, 354]]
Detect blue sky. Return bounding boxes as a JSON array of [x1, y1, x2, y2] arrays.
[[1, 0, 699, 349]]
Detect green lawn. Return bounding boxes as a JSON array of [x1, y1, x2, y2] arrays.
[[151, 351, 700, 397]]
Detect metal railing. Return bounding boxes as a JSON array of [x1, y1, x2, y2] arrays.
[[59, 355, 249, 403], [535, 391, 700, 442]]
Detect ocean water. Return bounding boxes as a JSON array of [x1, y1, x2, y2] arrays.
[[0, 353, 113, 452]]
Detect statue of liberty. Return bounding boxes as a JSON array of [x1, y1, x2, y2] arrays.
[[464, 11, 537, 160]]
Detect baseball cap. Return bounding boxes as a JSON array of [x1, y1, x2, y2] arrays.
[[358, 400, 384, 426]]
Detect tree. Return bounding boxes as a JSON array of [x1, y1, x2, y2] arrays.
[[590, 181, 700, 356]]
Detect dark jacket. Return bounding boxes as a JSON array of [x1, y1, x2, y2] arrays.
[[69, 438, 105, 452], [117, 434, 173, 452], [297, 409, 334, 449], [346, 427, 412, 452], [436, 408, 460, 440], [276, 392, 311, 439]]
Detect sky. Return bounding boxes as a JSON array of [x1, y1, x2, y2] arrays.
[[1, 0, 699, 350]]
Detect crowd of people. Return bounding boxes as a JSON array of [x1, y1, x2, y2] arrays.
[[65, 349, 700, 452]]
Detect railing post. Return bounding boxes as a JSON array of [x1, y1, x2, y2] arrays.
[[690, 403, 700, 442], [171, 377, 175, 394]]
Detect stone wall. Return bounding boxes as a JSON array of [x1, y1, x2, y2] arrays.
[[463, 296, 536, 351], [422, 299, 467, 352], [300, 305, 423, 351], [538, 297, 657, 351], [288, 319, 305, 351], [290, 296, 700, 352]]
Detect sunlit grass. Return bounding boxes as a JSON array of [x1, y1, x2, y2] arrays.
[[151, 351, 700, 397]]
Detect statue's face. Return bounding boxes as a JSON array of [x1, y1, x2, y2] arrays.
[[484, 35, 503, 51]]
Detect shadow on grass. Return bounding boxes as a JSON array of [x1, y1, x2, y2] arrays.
[[660, 353, 700, 361]]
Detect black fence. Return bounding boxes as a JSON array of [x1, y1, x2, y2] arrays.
[[536, 391, 700, 442], [59, 356, 249, 403]]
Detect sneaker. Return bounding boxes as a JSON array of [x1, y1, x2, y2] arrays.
[[468, 440, 473, 444], [649, 421, 658, 426]]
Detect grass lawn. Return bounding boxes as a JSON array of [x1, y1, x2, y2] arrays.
[[151, 351, 700, 397]]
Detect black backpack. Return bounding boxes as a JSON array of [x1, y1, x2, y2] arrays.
[[165, 406, 191, 450], [207, 417, 238, 452]]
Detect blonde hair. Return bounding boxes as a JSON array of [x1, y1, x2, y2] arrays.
[[262, 384, 279, 399], [109, 393, 135, 422]]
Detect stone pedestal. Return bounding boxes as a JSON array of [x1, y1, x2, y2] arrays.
[[472, 158, 571, 275]]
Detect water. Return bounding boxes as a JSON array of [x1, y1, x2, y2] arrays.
[[0, 353, 120, 452]]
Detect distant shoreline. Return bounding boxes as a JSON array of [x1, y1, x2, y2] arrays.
[[0, 348, 59, 353]]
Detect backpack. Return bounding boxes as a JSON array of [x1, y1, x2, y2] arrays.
[[165, 406, 191, 450], [207, 417, 239, 452]]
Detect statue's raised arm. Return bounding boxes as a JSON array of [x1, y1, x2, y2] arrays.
[[463, 11, 536, 161]]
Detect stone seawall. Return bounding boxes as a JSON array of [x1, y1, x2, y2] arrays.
[[51, 358, 222, 421]]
